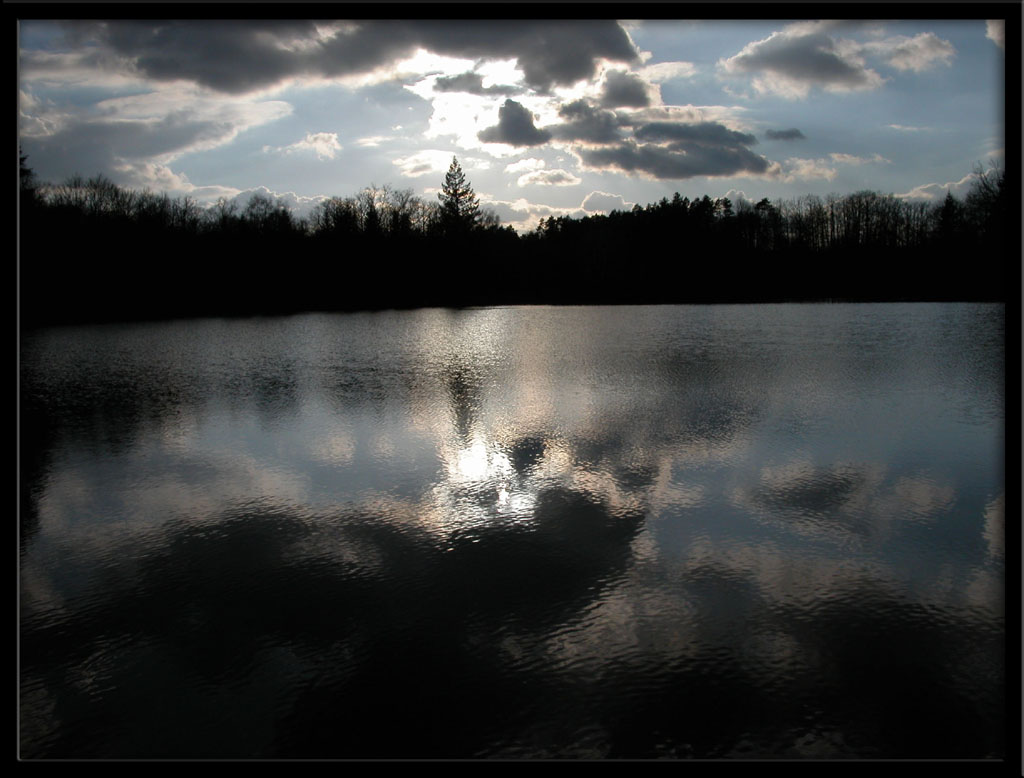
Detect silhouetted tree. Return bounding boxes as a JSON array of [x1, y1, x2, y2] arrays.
[[715, 197, 734, 220], [383, 185, 417, 237], [19, 148, 38, 201], [20, 144, 1012, 329], [309, 196, 359, 237], [243, 192, 295, 234], [19, 149, 42, 234], [437, 156, 480, 235], [934, 191, 964, 245], [964, 162, 1005, 251]]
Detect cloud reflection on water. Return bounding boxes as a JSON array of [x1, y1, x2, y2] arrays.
[[20, 304, 1004, 758]]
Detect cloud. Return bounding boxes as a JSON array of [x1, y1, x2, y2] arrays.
[[355, 135, 391, 147], [895, 169, 985, 201], [392, 149, 463, 178], [887, 124, 929, 132], [567, 112, 772, 181], [719, 27, 885, 98], [516, 169, 581, 187], [861, 32, 956, 72], [480, 196, 584, 232], [227, 185, 328, 220], [576, 137, 771, 180], [478, 99, 552, 146], [636, 61, 698, 82], [770, 152, 890, 183], [18, 82, 293, 188], [723, 188, 751, 206], [621, 105, 704, 124], [581, 190, 634, 213], [828, 152, 890, 165], [547, 99, 624, 144], [82, 163, 326, 217], [720, 24, 956, 98], [36, 20, 639, 95], [18, 89, 64, 138], [985, 20, 1004, 49], [777, 157, 838, 182], [764, 128, 806, 141], [19, 97, 292, 189], [433, 71, 521, 96], [622, 104, 751, 129], [110, 161, 241, 202], [18, 46, 158, 92], [504, 157, 546, 175], [598, 69, 653, 108], [634, 121, 758, 147], [269, 131, 343, 160]]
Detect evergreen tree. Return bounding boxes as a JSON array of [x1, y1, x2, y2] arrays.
[[935, 191, 964, 244], [19, 147, 39, 207], [438, 156, 480, 234]]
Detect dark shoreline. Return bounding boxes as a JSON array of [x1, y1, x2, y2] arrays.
[[19, 169, 1011, 330]]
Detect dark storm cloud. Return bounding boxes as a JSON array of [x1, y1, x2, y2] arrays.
[[415, 20, 639, 93], [722, 29, 877, 89], [65, 20, 328, 94], [433, 72, 522, 96], [550, 108, 770, 179], [765, 128, 806, 141], [547, 100, 624, 144], [478, 100, 552, 147], [634, 121, 758, 148], [53, 20, 639, 95], [577, 138, 770, 180], [598, 69, 651, 108]]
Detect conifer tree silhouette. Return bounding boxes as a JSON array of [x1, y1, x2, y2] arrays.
[[438, 156, 480, 235]]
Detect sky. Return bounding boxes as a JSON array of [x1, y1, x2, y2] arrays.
[[17, 15, 1008, 232]]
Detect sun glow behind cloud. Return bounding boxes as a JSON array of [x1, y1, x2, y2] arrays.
[[17, 18, 1006, 230]]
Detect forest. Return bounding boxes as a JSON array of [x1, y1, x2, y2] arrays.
[[19, 154, 1010, 327]]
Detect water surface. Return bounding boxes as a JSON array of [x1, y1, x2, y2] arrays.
[[20, 303, 1005, 759]]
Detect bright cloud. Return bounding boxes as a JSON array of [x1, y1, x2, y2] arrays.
[[480, 196, 585, 232], [985, 20, 1004, 49], [392, 149, 462, 178], [355, 135, 391, 148], [505, 157, 546, 174], [894, 170, 985, 201], [274, 131, 343, 160], [778, 157, 838, 182], [637, 61, 698, 82], [581, 190, 635, 213]]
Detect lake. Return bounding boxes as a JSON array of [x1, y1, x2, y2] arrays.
[[19, 303, 1005, 759]]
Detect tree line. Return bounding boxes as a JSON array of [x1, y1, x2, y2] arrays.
[[19, 153, 1009, 327], [523, 168, 1007, 304]]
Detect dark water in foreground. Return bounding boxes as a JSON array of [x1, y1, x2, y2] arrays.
[[20, 304, 1004, 759]]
